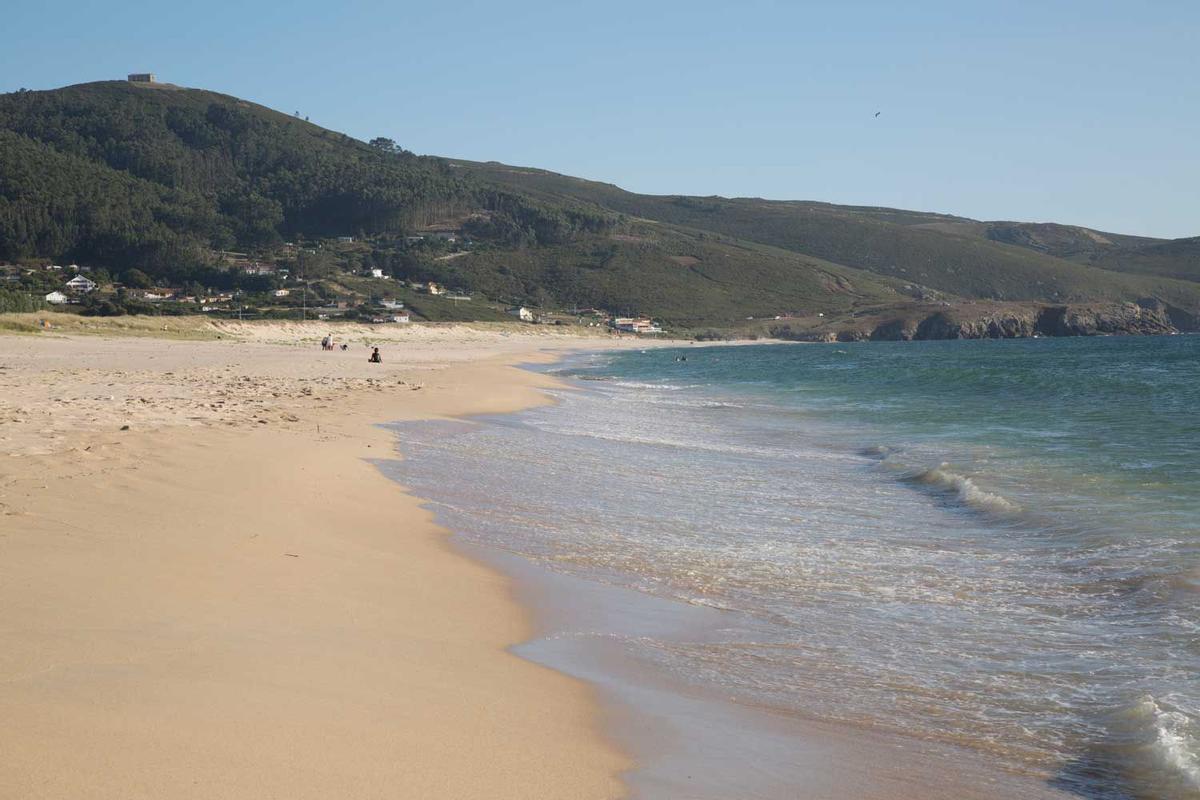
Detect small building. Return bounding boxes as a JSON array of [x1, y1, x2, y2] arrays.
[[241, 263, 275, 276], [509, 306, 535, 322], [380, 299, 405, 310], [272, 289, 290, 297], [65, 275, 98, 293], [337, 236, 354, 243], [367, 268, 385, 279], [44, 291, 68, 304], [426, 282, 445, 296], [390, 312, 411, 323], [127, 73, 156, 83], [612, 317, 663, 334]]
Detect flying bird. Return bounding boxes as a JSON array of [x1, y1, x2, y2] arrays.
[[874, 111, 881, 117]]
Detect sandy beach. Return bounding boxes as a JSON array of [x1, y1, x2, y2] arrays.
[[0, 317, 646, 799]]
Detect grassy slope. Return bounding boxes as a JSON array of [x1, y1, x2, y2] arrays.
[[453, 161, 1200, 310], [424, 222, 909, 326], [918, 220, 1199, 283]]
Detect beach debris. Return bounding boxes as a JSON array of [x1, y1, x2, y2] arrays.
[[284, 553, 299, 557], [120, 424, 130, 431]]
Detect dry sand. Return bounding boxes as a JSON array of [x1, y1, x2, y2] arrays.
[[0, 318, 660, 799]]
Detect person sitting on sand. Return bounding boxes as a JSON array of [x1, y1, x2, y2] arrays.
[[369, 347, 382, 364]]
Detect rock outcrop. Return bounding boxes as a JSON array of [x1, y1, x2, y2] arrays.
[[1033, 301, 1175, 337], [912, 310, 1037, 340], [860, 301, 1177, 342]]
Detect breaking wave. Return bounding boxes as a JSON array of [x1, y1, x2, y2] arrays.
[[1097, 694, 1200, 798], [910, 464, 1021, 515], [861, 446, 1021, 517]]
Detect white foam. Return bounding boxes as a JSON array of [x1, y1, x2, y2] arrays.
[[1114, 695, 1200, 796], [1147, 698, 1200, 791]]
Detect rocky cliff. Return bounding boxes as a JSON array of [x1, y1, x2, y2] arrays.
[[875, 301, 1177, 341], [773, 300, 1183, 342]]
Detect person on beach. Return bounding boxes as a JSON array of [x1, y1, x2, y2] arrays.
[[321, 335, 330, 351], [369, 347, 382, 363]]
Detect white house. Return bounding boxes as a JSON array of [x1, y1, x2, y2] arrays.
[[272, 289, 290, 297], [426, 282, 445, 295], [612, 317, 663, 334], [65, 275, 98, 293], [367, 268, 385, 279], [390, 312, 411, 323], [509, 306, 535, 322], [44, 291, 68, 304], [380, 299, 404, 310]]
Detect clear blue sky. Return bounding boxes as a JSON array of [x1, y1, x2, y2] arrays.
[[3, 0, 1196, 238]]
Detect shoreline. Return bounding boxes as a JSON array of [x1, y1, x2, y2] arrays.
[[0, 326, 1115, 799], [385, 354, 1083, 800], [0, 325, 661, 799]]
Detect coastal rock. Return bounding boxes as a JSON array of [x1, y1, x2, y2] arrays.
[[1034, 302, 1175, 336], [850, 301, 1177, 342], [913, 310, 1036, 340], [869, 319, 918, 341]]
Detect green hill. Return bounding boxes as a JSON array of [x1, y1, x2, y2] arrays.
[[1, 80, 1197, 329]]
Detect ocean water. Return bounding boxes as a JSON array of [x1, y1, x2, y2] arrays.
[[391, 336, 1199, 799]]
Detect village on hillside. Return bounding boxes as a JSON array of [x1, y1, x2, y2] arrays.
[[0, 227, 666, 335]]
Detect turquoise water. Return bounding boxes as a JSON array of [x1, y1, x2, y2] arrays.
[[396, 336, 1199, 799]]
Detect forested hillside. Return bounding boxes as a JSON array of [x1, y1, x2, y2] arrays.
[[0, 82, 609, 277]]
